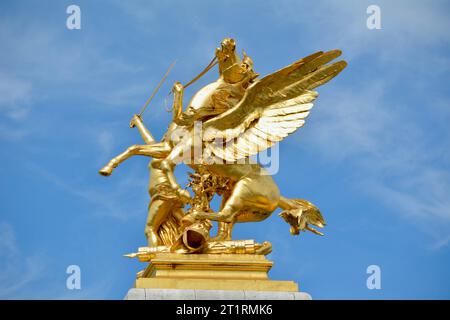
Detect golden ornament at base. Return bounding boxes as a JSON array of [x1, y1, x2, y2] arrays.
[[134, 253, 298, 292]]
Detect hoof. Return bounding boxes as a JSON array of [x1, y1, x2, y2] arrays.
[[99, 166, 113, 176]]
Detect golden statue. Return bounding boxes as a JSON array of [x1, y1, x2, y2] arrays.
[[99, 38, 346, 292]]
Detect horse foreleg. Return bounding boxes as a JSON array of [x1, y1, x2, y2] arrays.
[[192, 179, 275, 224], [99, 143, 171, 176], [191, 206, 238, 223]]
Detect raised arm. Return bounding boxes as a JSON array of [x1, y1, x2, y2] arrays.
[[172, 81, 184, 122], [99, 82, 186, 178], [129, 114, 155, 144]]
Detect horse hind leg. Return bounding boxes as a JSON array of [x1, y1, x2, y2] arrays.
[[99, 143, 170, 176], [99, 145, 143, 176]]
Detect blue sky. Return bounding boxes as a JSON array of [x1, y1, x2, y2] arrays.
[[0, 0, 449, 299]]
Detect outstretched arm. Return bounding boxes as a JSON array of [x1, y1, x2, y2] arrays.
[[100, 81, 186, 177], [130, 80, 184, 142], [129, 114, 155, 144], [172, 81, 184, 122]]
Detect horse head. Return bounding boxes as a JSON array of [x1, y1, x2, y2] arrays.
[[216, 38, 258, 85]]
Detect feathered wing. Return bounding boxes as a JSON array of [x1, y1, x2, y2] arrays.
[[202, 50, 347, 162]]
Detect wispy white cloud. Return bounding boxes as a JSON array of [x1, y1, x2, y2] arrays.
[[0, 222, 118, 299], [0, 72, 32, 141], [0, 17, 148, 112], [0, 123, 29, 141], [301, 80, 450, 248], [274, 0, 450, 58], [431, 234, 450, 251], [97, 130, 115, 163], [25, 162, 148, 221], [271, 0, 450, 248], [369, 170, 450, 224], [0, 222, 45, 298], [0, 72, 32, 120]]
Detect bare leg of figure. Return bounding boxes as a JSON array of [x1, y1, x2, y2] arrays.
[[172, 207, 186, 222], [160, 138, 192, 189], [158, 138, 194, 204], [145, 199, 173, 247]]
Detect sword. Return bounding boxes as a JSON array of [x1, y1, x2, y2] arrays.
[[138, 60, 177, 117]]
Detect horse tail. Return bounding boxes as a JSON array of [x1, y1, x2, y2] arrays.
[[278, 196, 326, 236]]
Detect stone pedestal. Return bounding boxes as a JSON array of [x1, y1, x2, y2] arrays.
[[125, 253, 311, 300], [125, 288, 312, 300]]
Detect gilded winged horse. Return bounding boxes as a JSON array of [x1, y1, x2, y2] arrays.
[[99, 38, 347, 244]]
